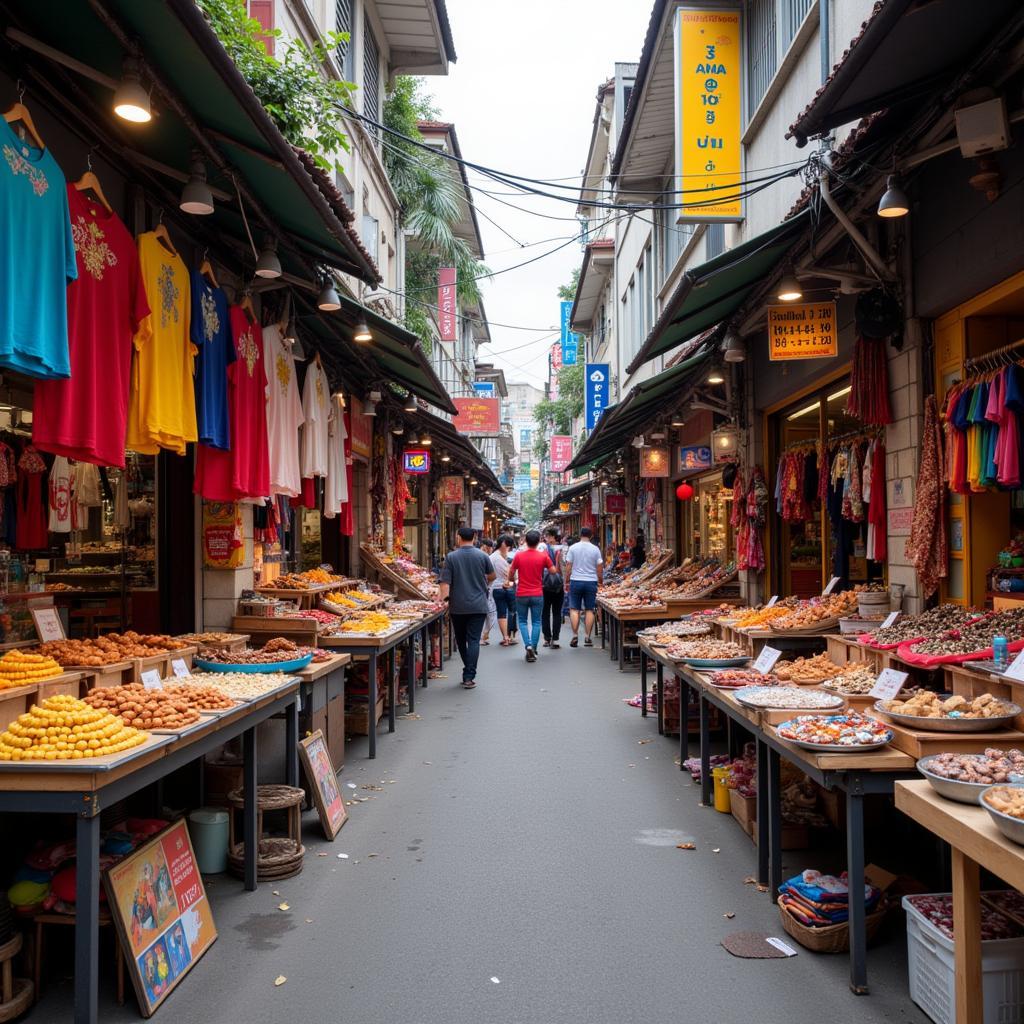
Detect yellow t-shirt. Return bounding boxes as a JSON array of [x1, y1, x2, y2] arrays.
[[126, 232, 197, 454]]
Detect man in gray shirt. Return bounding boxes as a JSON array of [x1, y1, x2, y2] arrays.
[[440, 526, 495, 689]]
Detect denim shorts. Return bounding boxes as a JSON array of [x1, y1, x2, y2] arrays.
[[568, 579, 598, 611], [491, 587, 515, 619]]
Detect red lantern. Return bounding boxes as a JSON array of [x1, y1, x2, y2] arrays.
[[676, 482, 694, 501]]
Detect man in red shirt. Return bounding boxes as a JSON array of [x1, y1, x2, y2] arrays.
[[507, 530, 554, 662]]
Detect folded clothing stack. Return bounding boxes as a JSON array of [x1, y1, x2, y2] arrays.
[[778, 869, 881, 927]]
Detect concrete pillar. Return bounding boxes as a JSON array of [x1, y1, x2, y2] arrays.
[[201, 503, 255, 630]]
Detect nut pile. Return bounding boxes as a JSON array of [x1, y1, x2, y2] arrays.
[[709, 669, 780, 689], [821, 664, 879, 695], [0, 694, 147, 761], [865, 605, 976, 645], [638, 622, 711, 643], [984, 786, 1024, 820], [736, 686, 844, 710], [38, 632, 187, 667], [178, 632, 238, 644], [881, 691, 1014, 720], [0, 650, 63, 688], [771, 592, 858, 631], [162, 682, 236, 710], [199, 637, 311, 664], [774, 653, 844, 684], [84, 684, 201, 730], [924, 749, 1024, 784], [664, 639, 747, 661], [186, 672, 290, 700], [911, 608, 1024, 656]]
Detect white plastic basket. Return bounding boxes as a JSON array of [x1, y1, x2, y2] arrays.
[[902, 894, 1024, 1024]]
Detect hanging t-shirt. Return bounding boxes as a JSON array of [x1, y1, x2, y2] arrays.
[[126, 232, 196, 455], [16, 446, 48, 550], [0, 118, 78, 379], [323, 395, 349, 517], [48, 456, 72, 534], [190, 270, 233, 450], [263, 324, 304, 497], [300, 359, 330, 480], [33, 188, 149, 467]]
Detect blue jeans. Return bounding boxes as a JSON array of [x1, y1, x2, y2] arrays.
[[516, 595, 543, 651]]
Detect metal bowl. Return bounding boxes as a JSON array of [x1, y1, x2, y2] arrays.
[[873, 698, 1021, 733], [774, 717, 893, 753], [916, 755, 993, 804], [981, 784, 1024, 847], [735, 687, 843, 711], [675, 656, 750, 668]]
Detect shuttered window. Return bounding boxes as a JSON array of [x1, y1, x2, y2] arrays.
[[247, 0, 275, 56], [335, 0, 353, 79], [363, 14, 381, 137], [705, 223, 725, 259], [746, 0, 776, 114]]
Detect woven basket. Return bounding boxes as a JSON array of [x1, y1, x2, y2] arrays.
[[778, 899, 888, 953]]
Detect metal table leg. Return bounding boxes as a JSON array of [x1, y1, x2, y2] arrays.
[[601, 608, 606, 650], [388, 645, 397, 733], [640, 648, 648, 718], [285, 698, 298, 788], [846, 780, 869, 994], [656, 661, 664, 735], [407, 634, 416, 714], [756, 739, 769, 886], [699, 694, 712, 805], [618, 620, 625, 672], [243, 726, 257, 891], [367, 650, 378, 759], [421, 626, 429, 688], [679, 675, 689, 768], [74, 813, 100, 1024], [768, 746, 782, 903]]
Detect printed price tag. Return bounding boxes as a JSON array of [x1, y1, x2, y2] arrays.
[[141, 670, 163, 691], [171, 658, 191, 679], [31, 607, 65, 643], [822, 576, 841, 595], [765, 937, 798, 957], [1003, 650, 1024, 681], [869, 668, 908, 701], [752, 646, 782, 675], [766, 595, 778, 608], [880, 611, 900, 629]]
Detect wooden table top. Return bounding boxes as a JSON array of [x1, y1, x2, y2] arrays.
[[293, 653, 351, 680]]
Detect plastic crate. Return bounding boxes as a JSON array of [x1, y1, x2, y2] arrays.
[[903, 894, 1024, 1024]]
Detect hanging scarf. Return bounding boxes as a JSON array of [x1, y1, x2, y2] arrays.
[[867, 440, 887, 561], [847, 335, 893, 424], [905, 395, 948, 598]]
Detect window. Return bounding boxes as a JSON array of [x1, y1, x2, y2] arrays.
[[705, 222, 725, 259], [643, 244, 653, 339], [335, 0, 354, 80], [362, 14, 381, 136], [361, 212, 379, 266], [659, 201, 693, 282], [781, 0, 814, 49], [247, 1, 275, 56], [747, 0, 776, 115]]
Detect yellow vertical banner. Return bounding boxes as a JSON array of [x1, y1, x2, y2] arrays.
[[675, 6, 743, 222]]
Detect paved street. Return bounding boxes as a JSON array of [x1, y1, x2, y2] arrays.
[[54, 639, 926, 1023]]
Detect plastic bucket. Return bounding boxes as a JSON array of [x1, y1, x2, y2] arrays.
[[712, 767, 732, 813], [188, 809, 229, 874]]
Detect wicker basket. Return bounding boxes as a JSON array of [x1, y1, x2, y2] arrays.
[[778, 899, 888, 953]]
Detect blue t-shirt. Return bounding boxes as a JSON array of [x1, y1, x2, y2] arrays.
[[190, 270, 234, 450], [0, 118, 77, 378]]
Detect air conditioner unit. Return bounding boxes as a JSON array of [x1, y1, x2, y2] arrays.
[[955, 97, 1010, 158]]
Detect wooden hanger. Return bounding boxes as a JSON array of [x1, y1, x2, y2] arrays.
[[152, 209, 177, 257], [73, 152, 112, 213], [239, 289, 256, 323], [3, 82, 44, 150], [199, 248, 219, 288]]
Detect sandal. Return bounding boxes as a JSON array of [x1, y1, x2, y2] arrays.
[[570, 637, 579, 648]]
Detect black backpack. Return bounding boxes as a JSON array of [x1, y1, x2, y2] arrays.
[[542, 544, 564, 596]]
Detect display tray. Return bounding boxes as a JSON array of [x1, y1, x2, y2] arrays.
[[672, 656, 750, 668], [194, 654, 313, 674], [964, 659, 1002, 676], [770, 616, 842, 635], [872, 699, 1022, 733], [148, 715, 218, 739], [774, 720, 893, 753], [325, 625, 408, 641], [916, 755, 995, 805], [734, 688, 844, 712], [0, 731, 173, 773]]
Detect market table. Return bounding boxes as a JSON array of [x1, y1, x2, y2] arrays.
[[597, 600, 672, 670], [253, 581, 347, 610], [0, 680, 300, 1024]]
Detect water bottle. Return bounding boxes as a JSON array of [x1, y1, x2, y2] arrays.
[[994, 635, 1009, 671]]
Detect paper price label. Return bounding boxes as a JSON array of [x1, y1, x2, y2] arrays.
[[171, 658, 191, 679], [765, 937, 798, 957], [141, 670, 163, 691], [869, 668, 908, 701], [822, 576, 841, 595], [880, 611, 900, 629], [766, 595, 778, 608], [753, 646, 782, 675], [1003, 650, 1024, 681], [31, 607, 65, 643]]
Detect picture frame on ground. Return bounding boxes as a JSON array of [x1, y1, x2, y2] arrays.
[[299, 730, 348, 839]]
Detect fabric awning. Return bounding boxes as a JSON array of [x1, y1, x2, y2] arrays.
[[788, 0, 1024, 146], [3, 0, 380, 284], [568, 346, 712, 473], [542, 479, 593, 518], [625, 211, 809, 375]]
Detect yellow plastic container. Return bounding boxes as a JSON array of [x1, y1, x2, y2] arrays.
[[712, 766, 732, 813]]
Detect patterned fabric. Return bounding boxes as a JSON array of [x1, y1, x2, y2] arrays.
[[905, 395, 948, 599]]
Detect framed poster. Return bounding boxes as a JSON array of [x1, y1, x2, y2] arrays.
[[104, 819, 217, 1017], [31, 606, 66, 642], [299, 730, 348, 839]]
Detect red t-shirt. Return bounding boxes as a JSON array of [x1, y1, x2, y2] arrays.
[[33, 187, 149, 467], [509, 548, 554, 597], [194, 306, 271, 500]]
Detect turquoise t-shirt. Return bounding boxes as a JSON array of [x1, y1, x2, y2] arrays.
[[0, 118, 77, 379]]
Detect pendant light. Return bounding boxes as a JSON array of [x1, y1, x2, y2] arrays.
[[113, 58, 151, 123], [420, 433, 433, 446], [403, 392, 418, 413], [283, 318, 297, 345], [179, 150, 214, 215], [777, 269, 802, 302], [440, 452, 451, 463], [706, 363, 725, 385], [363, 398, 377, 417], [353, 319, 372, 343], [723, 329, 745, 363], [877, 174, 910, 218], [255, 237, 282, 279], [391, 422, 404, 436], [317, 277, 341, 312]]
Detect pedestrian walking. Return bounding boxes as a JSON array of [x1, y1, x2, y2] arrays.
[[439, 525, 495, 689], [480, 538, 497, 645], [564, 526, 603, 647], [541, 527, 564, 648], [487, 535, 516, 646], [507, 529, 554, 662]]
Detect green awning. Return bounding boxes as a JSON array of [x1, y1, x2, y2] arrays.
[[542, 479, 593, 518], [414, 409, 505, 492], [567, 346, 713, 472], [625, 210, 810, 374], [4, 0, 379, 284]]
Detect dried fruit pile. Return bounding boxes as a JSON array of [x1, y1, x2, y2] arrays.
[[820, 665, 878, 695], [162, 682, 236, 710], [664, 639, 747, 661], [881, 691, 1014, 720], [907, 608, 1024, 657], [774, 653, 844, 684], [906, 894, 1022, 939], [771, 592, 858, 631], [38, 632, 187, 667], [925, 749, 1024, 784], [84, 684, 201, 730], [0, 650, 63, 688], [709, 669, 780, 689]]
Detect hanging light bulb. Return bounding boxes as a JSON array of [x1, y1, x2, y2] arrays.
[[877, 174, 910, 218], [255, 237, 282, 279], [777, 270, 802, 302], [179, 150, 214, 215], [353, 319, 372, 343], [403, 392, 418, 413], [112, 57, 151, 123], [317, 277, 341, 311]]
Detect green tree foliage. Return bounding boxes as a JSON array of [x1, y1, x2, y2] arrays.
[[520, 489, 540, 527], [382, 77, 490, 350], [534, 363, 584, 434], [557, 267, 581, 302], [198, 0, 354, 170]]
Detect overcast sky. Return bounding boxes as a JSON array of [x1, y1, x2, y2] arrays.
[[426, 0, 653, 389]]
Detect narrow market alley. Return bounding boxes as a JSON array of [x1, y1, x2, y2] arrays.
[[58, 642, 927, 1024]]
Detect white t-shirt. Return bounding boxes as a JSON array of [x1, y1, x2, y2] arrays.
[[489, 549, 510, 589], [566, 540, 602, 582], [323, 395, 349, 518], [263, 325, 304, 497], [300, 359, 330, 479]]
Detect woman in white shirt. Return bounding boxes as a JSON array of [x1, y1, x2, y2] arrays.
[[484, 535, 514, 646]]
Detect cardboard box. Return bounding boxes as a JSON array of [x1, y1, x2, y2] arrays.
[[345, 694, 385, 736], [730, 792, 756, 836]]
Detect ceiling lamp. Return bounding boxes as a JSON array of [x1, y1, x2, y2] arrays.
[[255, 237, 282, 279], [112, 58, 151, 123], [179, 150, 214, 215], [363, 398, 377, 417], [877, 174, 910, 218], [403, 392, 418, 413], [391, 423, 404, 436], [353, 319, 372, 343], [317, 277, 341, 312], [283, 318, 297, 345], [420, 434, 432, 446], [631, 435, 645, 449], [777, 270, 802, 302], [440, 453, 451, 463], [670, 413, 685, 427], [723, 330, 745, 363], [470, 477, 478, 484], [291, 335, 307, 362], [707, 364, 725, 385]]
